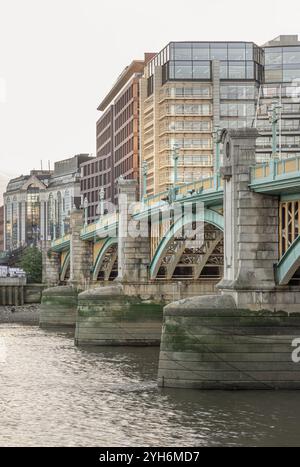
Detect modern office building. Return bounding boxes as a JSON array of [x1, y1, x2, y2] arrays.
[[80, 54, 155, 223], [256, 35, 300, 161], [3, 154, 91, 251], [139, 41, 264, 195], [139, 35, 300, 195], [79, 35, 300, 219]]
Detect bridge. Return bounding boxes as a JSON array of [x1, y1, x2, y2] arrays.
[[44, 133, 300, 293], [40, 128, 300, 390]]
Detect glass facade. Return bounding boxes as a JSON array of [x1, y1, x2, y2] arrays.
[[4, 157, 84, 250], [147, 42, 264, 87], [12, 197, 18, 248], [142, 37, 300, 194], [265, 46, 300, 83], [26, 187, 40, 246]]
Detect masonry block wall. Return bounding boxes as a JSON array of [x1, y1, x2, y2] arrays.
[[219, 128, 279, 292], [117, 178, 150, 282], [42, 240, 60, 287], [69, 209, 93, 287]]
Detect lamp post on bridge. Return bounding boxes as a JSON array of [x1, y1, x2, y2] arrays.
[[142, 161, 148, 202], [98, 187, 105, 218], [172, 143, 180, 187], [83, 197, 88, 228], [212, 126, 222, 189], [269, 100, 282, 160], [268, 100, 282, 179], [170, 143, 181, 203]]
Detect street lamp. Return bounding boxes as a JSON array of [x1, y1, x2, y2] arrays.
[[269, 100, 282, 159], [212, 126, 222, 172], [98, 187, 105, 218], [212, 126, 222, 190], [142, 161, 148, 201], [83, 197, 88, 227], [172, 143, 180, 187]]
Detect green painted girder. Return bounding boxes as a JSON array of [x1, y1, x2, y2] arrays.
[[92, 237, 118, 281], [149, 208, 224, 279], [133, 188, 224, 223], [250, 173, 300, 195], [51, 238, 71, 253], [276, 236, 300, 285], [250, 155, 300, 195], [60, 251, 70, 281], [80, 222, 118, 242]]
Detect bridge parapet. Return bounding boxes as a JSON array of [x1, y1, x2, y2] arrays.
[[80, 212, 118, 241], [250, 155, 300, 192], [51, 234, 71, 252]]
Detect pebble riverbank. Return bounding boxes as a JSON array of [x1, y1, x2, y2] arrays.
[[0, 305, 39, 325]]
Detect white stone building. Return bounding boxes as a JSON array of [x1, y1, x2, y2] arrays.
[[3, 154, 92, 251]]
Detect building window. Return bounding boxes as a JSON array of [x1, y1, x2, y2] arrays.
[[210, 43, 228, 61], [228, 62, 246, 79], [26, 186, 40, 246], [174, 61, 193, 79], [147, 76, 154, 96], [192, 44, 210, 60]]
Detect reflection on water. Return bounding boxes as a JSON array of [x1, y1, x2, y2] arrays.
[[0, 324, 300, 446]]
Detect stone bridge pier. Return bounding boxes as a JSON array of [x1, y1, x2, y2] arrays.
[[218, 128, 280, 308], [158, 128, 300, 390], [75, 178, 163, 347], [117, 178, 150, 283], [40, 209, 92, 329], [42, 240, 60, 287]]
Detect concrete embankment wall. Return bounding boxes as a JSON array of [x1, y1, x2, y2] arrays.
[[75, 286, 163, 346], [39, 286, 78, 328], [158, 297, 300, 390], [0, 282, 44, 306]]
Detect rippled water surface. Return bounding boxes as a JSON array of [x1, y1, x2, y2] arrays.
[[1, 324, 300, 446]]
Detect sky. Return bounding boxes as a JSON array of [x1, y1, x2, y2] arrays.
[[0, 0, 299, 189]]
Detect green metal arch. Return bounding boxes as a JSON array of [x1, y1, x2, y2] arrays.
[[276, 236, 300, 285], [60, 251, 70, 282], [92, 237, 118, 281], [150, 208, 224, 279]]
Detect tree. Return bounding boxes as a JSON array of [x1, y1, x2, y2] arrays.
[[18, 246, 42, 283]]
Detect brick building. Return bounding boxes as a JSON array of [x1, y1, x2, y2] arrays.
[[80, 54, 155, 223]]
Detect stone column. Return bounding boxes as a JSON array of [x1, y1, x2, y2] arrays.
[[218, 128, 279, 293], [21, 199, 26, 246], [117, 178, 150, 282], [40, 199, 46, 243], [69, 209, 92, 288], [17, 200, 21, 247], [42, 240, 60, 286]]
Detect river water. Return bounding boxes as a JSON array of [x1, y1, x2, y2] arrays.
[[1, 324, 300, 447]]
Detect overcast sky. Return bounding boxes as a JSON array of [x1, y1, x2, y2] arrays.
[[0, 0, 299, 180]]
